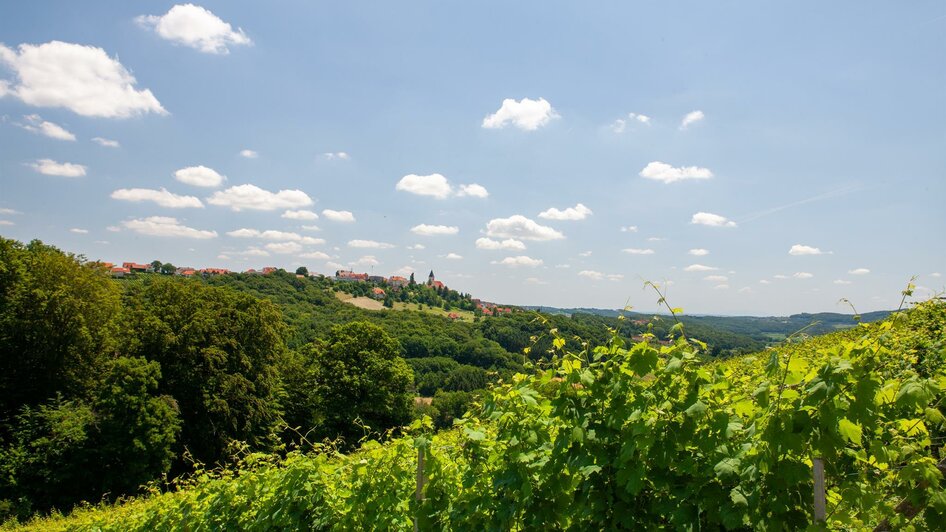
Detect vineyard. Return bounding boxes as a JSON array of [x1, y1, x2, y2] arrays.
[[9, 298, 946, 531]]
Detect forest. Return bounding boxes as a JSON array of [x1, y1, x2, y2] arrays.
[[0, 237, 908, 527]]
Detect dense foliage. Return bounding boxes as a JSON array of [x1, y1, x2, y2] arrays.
[[16, 299, 945, 531]]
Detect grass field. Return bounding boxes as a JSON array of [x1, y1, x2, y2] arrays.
[[333, 291, 474, 321]]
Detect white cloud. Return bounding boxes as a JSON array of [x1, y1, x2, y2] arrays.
[[704, 275, 728, 282], [610, 119, 626, 133], [411, 224, 459, 236], [226, 229, 324, 245], [620, 225, 638, 233], [349, 239, 394, 249], [282, 209, 318, 220], [475, 237, 525, 250], [684, 264, 718, 272], [92, 137, 120, 148], [301, 225, 320, 232], [714, 284, 730, 290], [265, 242, 302, 254], [931, 272, 942, 278], [322, 152, 350, 160], [538, 203, 592, 221], [789, 244, 827, 256], [444, 253, 463, 260], [20, 114, 75, 140], [239, 149, 258, 159], [240, 247, 269, 258], [208, 184, 313, 211], [406, 244, 425, 250], [623, 248, 655, 255], [29, 159, 86, 177], [485, 215, 564, 241], [647, 237, 666, 242], [350, 255, 380, 268], [834, 279, 852, 285], [628, 112, 651, 124], [0, 41, 166, 118], [578, 270, 604, 281], [300, 251, 331, 260], [106, 225, 121, 232], [0, 208, 19, 215], [396, 173, 452, 199], [689, 248, 709, 256], [578, 251, 592, 257], [555, 264, 571, 269], [774, 274, 789, 280], [525, 277, 548, 285], [325, 261, 345, 270], [322, 209, 356, 223], [680, 110, 705, 130], [457, 183, 489, 198], [738, 287, 752, 294], [111, 187, 203, 208], [849, 268, 870, 275], [607, 274, 624, 282], [640, 161, 713, 184], [174, 165, 226, 187], [691, 212, 737, 228], [122, 216, 216, 239], [482, 97, 559, 131], [494, 255, 543, 267], [793, 272, 814, 279], [136, 4, 251, 54], [759, 279, 771, 285], [0, 221, 13, 226], [69, 228, 88, 234]]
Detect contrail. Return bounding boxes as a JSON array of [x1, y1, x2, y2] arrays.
[[738, 184, 865, 224]]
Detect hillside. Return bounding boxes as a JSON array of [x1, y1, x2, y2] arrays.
[[15, 299, 946, 531]]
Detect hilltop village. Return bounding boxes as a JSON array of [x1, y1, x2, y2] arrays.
[[102, 260, 514, 317]]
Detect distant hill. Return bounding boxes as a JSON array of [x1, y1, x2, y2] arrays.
[[524, 306, 893, 343]]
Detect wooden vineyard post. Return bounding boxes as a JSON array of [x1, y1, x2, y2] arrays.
[[812, 457, 826, 524], [414, 445, 426, 532]]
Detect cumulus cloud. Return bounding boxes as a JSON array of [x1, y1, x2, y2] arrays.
[[19, 114, 75, 140], [174, 165, 225, 187], [620, 225, 638, 233], [834, 279, 852, 285], [411, 224, 459, 236], [538, 203, 592, 221], [525, 277, 548, 285], [226, 228, 324, 245], [578, 270, 603, 280], [29, 159, 86, 177], [396, 173, 452, 199], [774, 274, 789, 280], [322, 209, 355, 223], [685, 264, 718, 272], [299, 251, 331, 260], [322, 152, 350, 160], [475, 237, 525, 250], [689, 248, 709, 256], [793, 272, 814, 279], [208, 184, 312, 211], [265, 242, 302, 254], [443, 253, 463, 260], [704, 275, 728, 282], [457, 184, 489, 198], [111, 188, 203, 208], [493, 256, 543, 267], [92, 137, 119, 148], [0, 41, 166, 118], [628, 112, 651, 124], [482, 97, 559, 130], [240, 149, 258, 158], [282, 209, 318, 220], [610, 119, 626, 133], [789, 244, 828, 256], [691, 212, 737, 228], [122, 216, 216, 239], [301, 225, 320, 232], [714, 284, 730, 290], [0, 221, 13, 226], [406, 244, 425, 250], [849, 268, 870, 275], [578, 251, 592, 257], [931, 272, 942, 278], [349, 239, 394, 249], [485, 215, 564, 241], [680, 110, 705, 130], [640, 161, 713, 184], [0, 208, 19, 215], [350, 255, 380, 268], [69, 228, 88, 234], [136, 4, 251, 54], [759, 279, 771, 285], [623, 248, 655, 255]]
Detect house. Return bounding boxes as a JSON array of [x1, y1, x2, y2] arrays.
[[200, 268, 230, 276], [388, 276, 408, 288], [447, 312, 460, 320], [371, 287, 386, 300], [110, 266, 130, 277], [335, 270, 368, 282], [262, 267, 278, 275], [176, 268, 196, 277], [244, 268, 262, 275], [122, 262, 149, 272], [368, 275, 385, 284]]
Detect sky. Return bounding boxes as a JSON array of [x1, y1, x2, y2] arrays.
[[1, 1, 944, 315]]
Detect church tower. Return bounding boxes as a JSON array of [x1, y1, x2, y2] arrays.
[[427, 270, 435, 285]]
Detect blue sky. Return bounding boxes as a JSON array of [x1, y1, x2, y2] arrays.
[[1, 1, 943, 314]]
